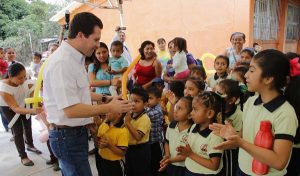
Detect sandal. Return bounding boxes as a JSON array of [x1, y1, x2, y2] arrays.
[[21, 158, 34, 166], [27, 147, 42, 155]]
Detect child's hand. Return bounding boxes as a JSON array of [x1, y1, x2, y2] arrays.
[[110, 70, 118, 75], [86, 123, 98, 135], [33, 107, 43, 115], [111, 77, 121, 86], [159, 155, 170, 172], [213, 135, 242, 150], [124, 112, 132, 124], [165, 90, 176, 105], [177, 144, 192, 157], [209, 121, 237, 139], [167, 64, 173, 69], [99, 137, 110, 148]]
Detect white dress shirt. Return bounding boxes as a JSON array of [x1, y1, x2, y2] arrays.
[[43, 41, 93, 126]]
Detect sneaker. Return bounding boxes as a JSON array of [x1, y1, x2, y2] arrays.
[[53, 163, 61, 171]]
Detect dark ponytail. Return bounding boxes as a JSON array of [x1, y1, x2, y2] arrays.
[[285, 76, 300, 144]]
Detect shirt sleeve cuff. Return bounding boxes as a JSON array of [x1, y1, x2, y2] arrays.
[[209, 153, 222, 158], [274, 134, 294, 142]]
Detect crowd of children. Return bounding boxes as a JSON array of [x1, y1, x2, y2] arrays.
[[88, 34, 300, 176]]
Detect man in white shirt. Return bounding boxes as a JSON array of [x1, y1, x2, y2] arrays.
[[43, 12, 133, 176], [111, 26, 132, 64]]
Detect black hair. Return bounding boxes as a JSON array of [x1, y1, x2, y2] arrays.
[[190, 66, 207, 80], [218, 79, 241, 100], [131, 87, 149, 102], [232, 65, 249, 84], [253, 49, 289, 92], [33, 52, 42, 59], [178, 96, 194, 124], [186, 77, 206, 92], [180, 96, 193, 113], [138, 40, 155, 60], [168, 40, 174, 48], [218, 79, 247, 110], [241, 48, 255, 58], [215, 55, 229, 67], [68, 12, 103, 39], [157, 38, 166, 44], [0, 47, 3, 50], [147, 86, 162, 98], [285, 76, 300, 144], [85, 54, 94, 65], [230, 32, 246, 41], [285, 52, 300, 60], [111, 40, 124, 50], [5, 63, 25, 79], [173, 37, 187, 53], [93, 42, 109, 73], [253, 42, 259, 47], [169, 80, 185, 98], [194, 91, 225, 123]]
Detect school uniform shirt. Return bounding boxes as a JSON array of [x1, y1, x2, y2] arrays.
[[43, 41, 93, 127], [146, 104, 164, 144], [239, 95, 298, 176], [225, 105, 243, 132], [185, 124, 224, 175], [207, 72, 228, 89], [165, 121, 190, 167], [128, 112, 151, 145], [97, 121, 129, 161]]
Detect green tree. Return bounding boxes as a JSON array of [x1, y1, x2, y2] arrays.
[[0, 0, 61, 65]]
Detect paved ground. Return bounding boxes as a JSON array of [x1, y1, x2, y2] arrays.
[[0, 117, 98, 176]]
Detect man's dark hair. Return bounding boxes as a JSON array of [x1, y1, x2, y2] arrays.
[[68, 12, 103, 39]]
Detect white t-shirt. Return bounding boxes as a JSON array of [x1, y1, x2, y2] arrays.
[[0, 80, 31, 107]]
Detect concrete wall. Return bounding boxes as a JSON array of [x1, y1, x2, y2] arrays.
[[59, 0, 253, 58]]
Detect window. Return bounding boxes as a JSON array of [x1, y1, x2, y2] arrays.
[[286, 4, 300, 40], [253, 0, 280, 40]]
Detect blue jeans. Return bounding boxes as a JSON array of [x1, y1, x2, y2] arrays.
[[49, 126, 92, 176], [0, 112, 9, 131]]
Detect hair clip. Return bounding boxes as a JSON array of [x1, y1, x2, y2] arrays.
[[215, 91, 227, 98]]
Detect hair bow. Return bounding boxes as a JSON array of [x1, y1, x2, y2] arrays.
[[289, 57, 300, 77]]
